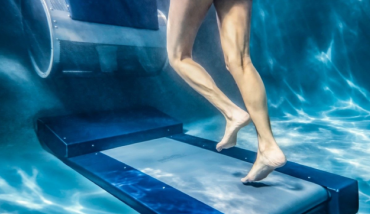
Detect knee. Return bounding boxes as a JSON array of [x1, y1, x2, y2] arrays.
[[167, 50, 189, 71], [225, 54, 253, 75], [167, 52, 180, 69], [167, 43, 192, 69], [225, 54, 242, 71]]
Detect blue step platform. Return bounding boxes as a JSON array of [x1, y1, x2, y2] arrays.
[[36, 106, 359, 214]]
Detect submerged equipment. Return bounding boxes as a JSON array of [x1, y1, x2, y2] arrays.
[[21, 0, 167, 78], [36, 106, 359, 214]]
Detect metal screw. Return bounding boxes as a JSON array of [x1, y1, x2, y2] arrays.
[[308, 177, 311, 179], [53, 20, 57, 23], [63, 137, 66, 140], [54, 26, 58, 29], [92, 144, 94, 147], [163, 186, 165, 189]]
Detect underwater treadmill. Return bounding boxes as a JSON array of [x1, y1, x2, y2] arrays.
[[36, 107, 359, 214]]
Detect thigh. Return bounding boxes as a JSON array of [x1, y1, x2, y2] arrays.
[[167, 0, 213, 59], [214, 0, 252, 61]]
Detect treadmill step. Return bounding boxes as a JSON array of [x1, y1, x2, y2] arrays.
[[36, 106, 182, 158]]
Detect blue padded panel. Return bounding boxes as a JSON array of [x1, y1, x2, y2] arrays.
[[36, 106, 183, 157], [65, 0, 159, 30], [169, 134, 359, 214], [67, 152, 221, 214]]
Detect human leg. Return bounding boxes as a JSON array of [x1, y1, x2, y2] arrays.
[[167, 0, 251, 149], [214, 0, 286, 182]]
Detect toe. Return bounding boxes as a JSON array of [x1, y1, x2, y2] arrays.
[[216, 145, 223, 152], [241, 177, 251, 183]]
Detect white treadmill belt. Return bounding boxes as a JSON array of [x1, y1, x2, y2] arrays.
[[102, 138, 328, 214]]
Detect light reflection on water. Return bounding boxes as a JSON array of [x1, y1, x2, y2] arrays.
[[1, 0, 369, 213], [0, 128, 138, 214]]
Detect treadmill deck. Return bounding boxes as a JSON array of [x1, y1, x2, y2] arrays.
[[37, 107, 359, 213], [102, 137, 328, 214]]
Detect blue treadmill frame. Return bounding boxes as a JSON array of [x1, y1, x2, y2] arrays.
[[36, 106, 359, 214]]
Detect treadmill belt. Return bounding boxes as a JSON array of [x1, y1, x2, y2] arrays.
[[102, 137, 328, 214]]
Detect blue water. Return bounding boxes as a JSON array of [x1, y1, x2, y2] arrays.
[[1, 0, 370, 213], [247, 1, 370, 212]]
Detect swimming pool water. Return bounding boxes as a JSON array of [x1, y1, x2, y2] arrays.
[[1, 0, 370, 213]]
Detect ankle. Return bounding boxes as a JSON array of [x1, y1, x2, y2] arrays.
[[223, 106, 241, 121], [223, 111, 234, 121], [257, 138, 278, 153]]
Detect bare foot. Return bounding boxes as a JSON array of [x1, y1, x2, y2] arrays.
[[216, 110, 251, 152], [241, 143, 286, 183]]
